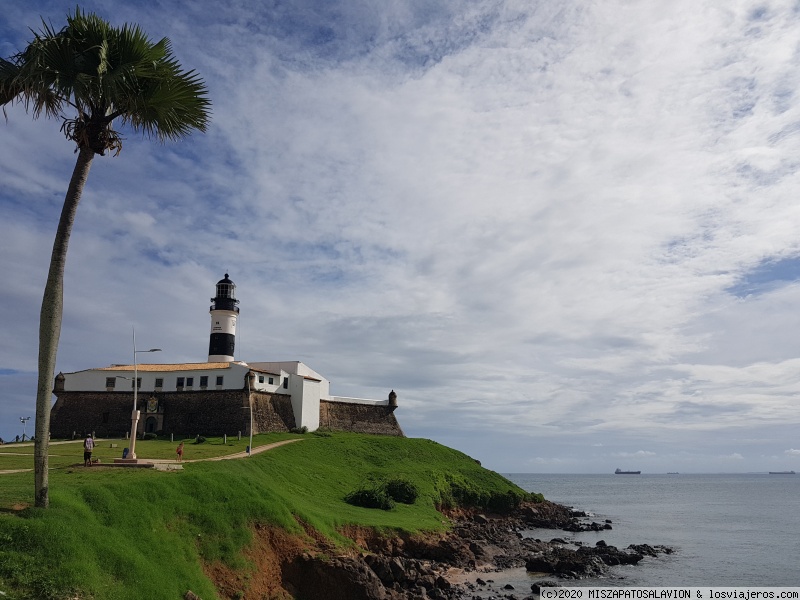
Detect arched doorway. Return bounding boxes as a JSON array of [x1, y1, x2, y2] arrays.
[[145, 417, 158, 433]]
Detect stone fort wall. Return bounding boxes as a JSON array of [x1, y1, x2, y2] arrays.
[[318, 400, 404, 436], [50, 391, 403, 438]]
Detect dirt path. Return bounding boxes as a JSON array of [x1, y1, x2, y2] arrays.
[[149, 438, 303, 465]]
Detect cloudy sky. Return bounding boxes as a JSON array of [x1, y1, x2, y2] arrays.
[[2, 0, 800, 473]]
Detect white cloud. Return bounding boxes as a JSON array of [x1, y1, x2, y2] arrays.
[[723, 453, 745, 461], [3, 0, 800, 471], [614, 451, 657, 458]]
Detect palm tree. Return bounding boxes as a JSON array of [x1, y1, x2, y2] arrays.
[[0, 8, 210, 507]]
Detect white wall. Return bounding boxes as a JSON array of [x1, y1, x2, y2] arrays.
[[288, 374, 321, 431], [247, 361, 330, 399], [62, 364, 246, 392], [248, 369, 284, 393]]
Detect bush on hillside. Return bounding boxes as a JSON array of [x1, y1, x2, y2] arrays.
[[344, 477, 419, 509], [194, 435, 206, 444], [487, 490, 524, 513], [142, 433, 158, 440], [344, 487, 396, 510], [435, 474, 529, 514], [290, 426, 308, 434], [384, 479, 419, 504]]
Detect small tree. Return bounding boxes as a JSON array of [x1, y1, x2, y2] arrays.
[[0, 8, 210, 507]]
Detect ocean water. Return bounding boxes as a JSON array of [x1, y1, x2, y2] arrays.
[[492, 474, 800, 589]]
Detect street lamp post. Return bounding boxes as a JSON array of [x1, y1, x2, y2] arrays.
[[20, 416, 31, 441], [247, 372, 253, 457], [128, 329, 161, 460]]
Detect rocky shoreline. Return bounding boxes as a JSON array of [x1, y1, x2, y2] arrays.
[[278, 500, 673, 600]]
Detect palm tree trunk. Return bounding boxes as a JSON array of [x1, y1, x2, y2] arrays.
[[34, 146, 95, 508]]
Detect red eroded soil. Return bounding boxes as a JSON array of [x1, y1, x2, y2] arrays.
[[203, 523, 310, 600]]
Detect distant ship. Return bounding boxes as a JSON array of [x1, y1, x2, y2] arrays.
[[768, 471, 796, 475], [667, 472, 679, 475], [615, 468, 641, 474]]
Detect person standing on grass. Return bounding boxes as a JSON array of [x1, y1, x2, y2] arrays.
[[83, 435, 95, 467], [176, 441, 184, 462]]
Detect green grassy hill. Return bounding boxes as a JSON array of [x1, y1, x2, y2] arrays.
[[0, 432, 538, 600]]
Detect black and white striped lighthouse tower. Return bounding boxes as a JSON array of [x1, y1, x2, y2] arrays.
[[208, 273, 239, 362]]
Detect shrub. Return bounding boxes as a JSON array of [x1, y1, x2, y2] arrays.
[[384, 479, 419, 504], [344, 487, 395, 510], [142, 433, 158, 441], [290, 426, 308, 434], [194, 435, 206, 444], [487, 490, 523, 514], [434, 474, 528, 514]]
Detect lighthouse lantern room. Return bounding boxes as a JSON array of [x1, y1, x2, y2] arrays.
[[208, 273, 239, 362]]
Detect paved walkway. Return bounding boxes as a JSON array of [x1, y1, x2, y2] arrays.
[[0, 438, 303, 474]]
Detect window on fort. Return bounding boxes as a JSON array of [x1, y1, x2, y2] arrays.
[[106, 378, 115, 388], [268, 377, 274, 385], [102, 412, 109, 423], [186, 377, 194, 387], [155, 378, 163, 388], [177, 377, 185, 388], [131, 377, 141, 389], [282, 377, 288, 389], [258, 375, 264, 383], [200, 376, 208, 387], [216, 376, 223, 386]]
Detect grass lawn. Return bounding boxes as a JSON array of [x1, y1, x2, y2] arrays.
[[0, 432, 301, 474], [0, 432, 538, 600]]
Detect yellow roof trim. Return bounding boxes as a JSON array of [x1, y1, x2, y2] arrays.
[[96, 362, 235, 372]]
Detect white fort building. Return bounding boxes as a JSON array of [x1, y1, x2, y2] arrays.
[[50, 275, 402, 438]]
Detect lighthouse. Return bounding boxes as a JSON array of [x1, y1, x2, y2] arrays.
[[208, 273, 239, 362]]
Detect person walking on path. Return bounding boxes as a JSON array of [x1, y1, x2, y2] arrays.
[[83, 435, 95, 467], [176, 441, 184, 462]]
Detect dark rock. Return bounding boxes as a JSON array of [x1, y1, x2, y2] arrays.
[[628, 544, 673, 557], [285, 554, 388, 600], [286, 499, 672, 599], [388, 557, 406, 583], [418, 574, 436, 590], [435, 575, 451, 590]]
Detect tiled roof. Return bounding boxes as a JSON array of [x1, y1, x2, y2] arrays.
[[95, 362, 235, 372]]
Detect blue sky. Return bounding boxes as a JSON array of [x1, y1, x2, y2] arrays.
[[2, 0, 800, 473]]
